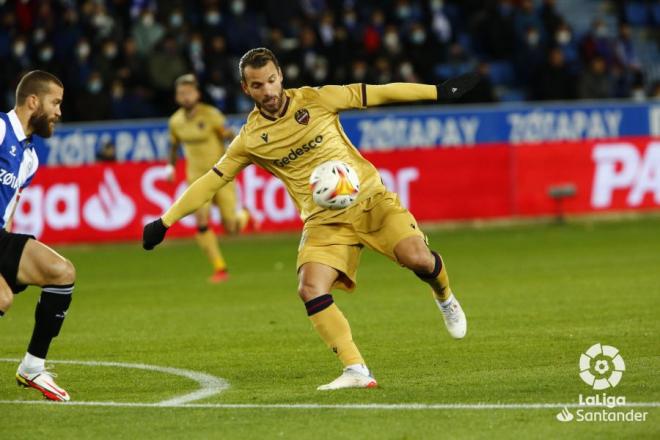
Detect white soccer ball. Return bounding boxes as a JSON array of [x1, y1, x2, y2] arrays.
[[309, 160, 360, 209]]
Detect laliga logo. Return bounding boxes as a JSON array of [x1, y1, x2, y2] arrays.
[[579, 343, 625, 390]]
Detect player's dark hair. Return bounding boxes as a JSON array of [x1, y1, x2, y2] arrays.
[[15, 70, 63, 106], [239, 47, 281, 82], [174, 73, 199, 89]]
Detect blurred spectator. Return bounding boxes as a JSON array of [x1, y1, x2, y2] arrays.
[[0, 1, 657, 121], [224, 0, 263, 55], [147, 35, 188, 113], [515, 26, 547, 85], [96, 140, 117, 162], [514, 0, 542, 41], [429, 0, 453, 45], [406, 22, 438, 83], [578, 57, 613, 99], [553, 21, 580, 73], [614, 23, 640, 70], [75, 71, 112, 121], [461, 62, 496, 103], [539, 0, 563, 37], [580, 19, 615, 66], [132, 9, 164, 55], [532, 48, 576, 100], [96, 39, 122, 84]]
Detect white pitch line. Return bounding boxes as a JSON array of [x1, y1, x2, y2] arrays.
[[0, 400, 658, 410], [1, 358, 658, 411], [0, 358, 229, 405]]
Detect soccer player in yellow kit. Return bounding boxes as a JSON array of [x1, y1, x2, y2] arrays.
[[167, 74, 250, 283], [145, 48, 478, 390]]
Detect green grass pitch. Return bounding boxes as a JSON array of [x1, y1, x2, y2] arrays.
[[1, 217, 659, 439]]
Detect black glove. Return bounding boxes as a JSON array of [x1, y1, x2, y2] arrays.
[[143, 218, 168, 250], [437, 72, 480, 102]]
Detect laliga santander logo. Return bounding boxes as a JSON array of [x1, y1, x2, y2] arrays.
[[579, 343, 625, 390]]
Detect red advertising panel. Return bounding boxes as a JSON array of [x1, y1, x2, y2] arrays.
[[10, 137, 660, 244], [515, 137, 660, 215]]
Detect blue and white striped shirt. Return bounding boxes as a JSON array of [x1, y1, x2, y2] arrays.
[[0, 110, 39, 229]]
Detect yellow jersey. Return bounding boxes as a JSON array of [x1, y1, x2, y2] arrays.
[[168, 103, 228, 179], [214, 84, 387, 224]]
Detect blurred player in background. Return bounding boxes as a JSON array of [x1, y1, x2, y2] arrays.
[[145, 48, 477, 390], [167, 74, 251, 283], [1, 71, 73, 401]]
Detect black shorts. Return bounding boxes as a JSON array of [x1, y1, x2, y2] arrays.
[[0, 229, 34, 294]]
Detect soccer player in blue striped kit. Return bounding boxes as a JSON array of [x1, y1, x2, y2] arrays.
[[0, 71, 74, 401]]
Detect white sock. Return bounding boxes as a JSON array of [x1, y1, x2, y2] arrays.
[[439, 294, 455, 308], [346, 363, 370, 376], [20, 353, 45, 373]]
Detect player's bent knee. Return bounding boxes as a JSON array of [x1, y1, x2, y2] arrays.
[[297, 281, 326, 302], [399, 250, 434, 273], [48, 257, 76, 285]]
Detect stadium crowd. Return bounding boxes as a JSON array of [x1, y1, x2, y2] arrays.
[[1, 0, 659, 122]]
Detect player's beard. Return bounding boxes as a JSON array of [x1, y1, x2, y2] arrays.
[[29, 107, 57, 138], [259, 90, 284, 114]]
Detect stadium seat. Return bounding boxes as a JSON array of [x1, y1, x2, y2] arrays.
[[488, 61, 515, 86], [625, 2, 649, 26], [434, 62, 471, 81], [498, 87, 526, 102]]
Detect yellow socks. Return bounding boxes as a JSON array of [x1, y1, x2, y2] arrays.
[[237, 208, 250, 232], [195, 227, 227, 271], [306, 294, 364, 367], [416, 251, 452, 303]]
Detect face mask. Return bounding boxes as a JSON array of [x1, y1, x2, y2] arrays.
[[411, 30, 426, 44], [104, 46, 117, 59], [190, 41, 202, 55], [396, 6, 411, 20], [206, 12, 221, 25], [170, 14, 183, 27], [88, 80, 102, 94], [39, 48, 53, 62], [33, 28, 46, 44], [78, 44, 90, 59], [112, 85, 123, 98], [399, 62, 414, 78], [142, 13, 154, 26], [556, 30, 571, 44], [384, 33, 399, 50], [527, 32, 540, 46], [285, 64, 299, 80], [313, 67, 328, 82], [431, 0, 444, 11], [13, 42, 26, 57], [231, 0, 245, 15]]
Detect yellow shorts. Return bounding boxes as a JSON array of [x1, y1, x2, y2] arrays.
[[297, 191, 426, 292], [188, 170, 238, 225]]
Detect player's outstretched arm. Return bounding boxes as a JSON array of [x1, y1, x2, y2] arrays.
[[142, 169, 227, 250], [365, 73, 479, 106]]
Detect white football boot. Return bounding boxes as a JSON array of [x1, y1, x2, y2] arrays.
[[317, 365, 378, 391], [16, 367, 70, 401], [436, 294, 467, 339]]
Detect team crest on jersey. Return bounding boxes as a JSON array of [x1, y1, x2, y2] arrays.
[[261, 133, 269, 143], [198, 121, 205, 130], [295, 108, 310, 125]]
